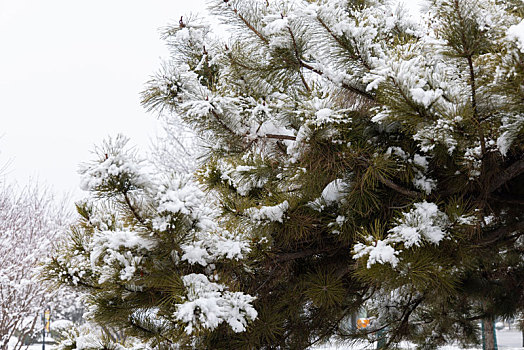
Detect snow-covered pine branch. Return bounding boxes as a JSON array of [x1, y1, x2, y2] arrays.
[[49, 0, 524, 348]]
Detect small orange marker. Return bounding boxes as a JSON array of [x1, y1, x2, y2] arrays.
[[357, 318, 370, 329]]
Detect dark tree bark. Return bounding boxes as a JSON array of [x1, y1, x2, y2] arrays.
[[482, 318, 496, 350]]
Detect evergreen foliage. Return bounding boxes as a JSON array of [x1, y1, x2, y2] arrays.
[[45, 0, 524, 348]]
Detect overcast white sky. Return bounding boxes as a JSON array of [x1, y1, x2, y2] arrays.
[[0, 0, 207, 198], [0, 0, 420, 199]]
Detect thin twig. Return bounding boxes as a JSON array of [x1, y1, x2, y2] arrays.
[[378, 176, 420, 198], [265, 133, 297, 141], [210, 109, 237, 136], [287, 25, 311, 91], [123, 191, 147, 226], [225, 2, 269, 44]]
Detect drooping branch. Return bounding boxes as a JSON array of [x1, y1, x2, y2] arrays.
[[384, 296, 424, 348], [265, 133, 296, 141], [489, 158, 524, 193], [378, 175, 420, 198], [479, 220, 524, 247]]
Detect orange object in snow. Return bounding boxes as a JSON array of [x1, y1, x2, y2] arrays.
[[357, 318, 370, 329]]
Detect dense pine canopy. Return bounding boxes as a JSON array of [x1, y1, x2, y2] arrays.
[[45, 0, 524, 349]]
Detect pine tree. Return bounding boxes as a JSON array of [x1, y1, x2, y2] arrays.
[[45, 0, 524, 349]]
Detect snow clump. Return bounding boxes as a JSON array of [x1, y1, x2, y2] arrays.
[[507, 19, 524, 53], [174, 274, 258, 334], [246, 201, 290, 223], [353, 202, 450, 268], [389, 201, 450, 247]]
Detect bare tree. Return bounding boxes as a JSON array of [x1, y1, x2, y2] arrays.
[[0, 183, 71, 350]]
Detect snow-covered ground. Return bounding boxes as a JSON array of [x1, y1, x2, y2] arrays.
[[314, 329, 523, 349], [8, 337, 56, 350], [497, 328, 523, 349], [11, 329, 523, 349]]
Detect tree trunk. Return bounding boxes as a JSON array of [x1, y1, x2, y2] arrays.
[[350, 313, 357, 330], [482, 318, 496, 350], [376, 328, 387, 349]]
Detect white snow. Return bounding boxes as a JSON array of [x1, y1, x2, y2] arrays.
[[316, 108, 334, 121], [411, 154, 436, 194], [389, 201, 449, 247], [174, 274, 257, 334], [354, 239, 400, 268], [157, 184, 203, 217], [90, 230, 155, 282], [181, 244, 210, 266], [263, 16, 289, 35], [353, 202, 450, 268], [181, 232, 250, 267], [246, 200, 289, 223], [218, 161, 272, 197], [79, 136, 151, 193], [410, 87, 443, 108], [507, 19, 524, 53], [51, 319, 73, 331], [312, 328, 524, 349], [497, 114, 524, 156], [76, 333, 104, 350], [321, 179, 349, 205]]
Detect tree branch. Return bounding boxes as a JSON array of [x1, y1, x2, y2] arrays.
[[272, 245, 347, 264], [122, 191, 147, 226], [390, 77, 431, 121], [210, 109, 237, 136], [466, 55, 486, 154], [479, 220, 524, 246], [287, 26, 311, 91], [265, 133, 296, 141], [271, 248, 320, 263], [454, 0, 486, 155], [489, 157, 524, 193], [384, 296, 424, 348], [490, 193, 524, 206], [128, 318, 175, 345], [224, 3, 269, 45], [306, 310, 352, 349], [225, 3, 375, 101], [300, 60, 375, 101], [378, 175, 420, 198], [316, 16, 371, 70]]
